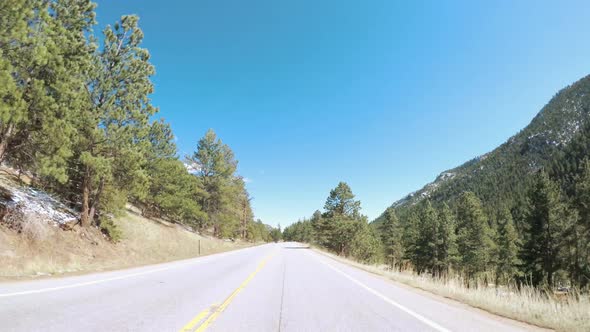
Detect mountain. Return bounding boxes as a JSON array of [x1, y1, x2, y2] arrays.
[[374, 74, 590, 222]]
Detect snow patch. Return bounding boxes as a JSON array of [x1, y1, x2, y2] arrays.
[[0, 184, 77, 226]]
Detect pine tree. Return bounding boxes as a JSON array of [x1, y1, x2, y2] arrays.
[[141, 158, 206, 226], [270, 224, 282, 243], [574, 158, 590, 239], [568, 158, 590, 287], [146, 119, 177, 162], [521, 170, 565, 287], [379, 207, 404, 268], [323, 182, 361, 218], [495, 208, 520, 284], [415, 200, 439, 274], [402, 210, 420, 269], [311, 210, 332, 246], [350, 221, 382, 263], [237, 185, 253, 239], [77, 15, 156, 227], [331, 217, 358, 255], [436, 203, 458, 275], [0, 0, 29, 161], [456, 192, 494, 278], [187, 129, 239, 236], [321, 182, 363, 253], [1, 0, 96, 183], [33, 0, 96, 183]]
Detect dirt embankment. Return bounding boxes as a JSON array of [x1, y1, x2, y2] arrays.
[[0, 171, 251, 280], [0, 210, 252, 280]]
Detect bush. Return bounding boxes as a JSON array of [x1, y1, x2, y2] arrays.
[[99, 217, 122, 242]]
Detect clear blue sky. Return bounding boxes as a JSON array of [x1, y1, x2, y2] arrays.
[[95, 0, 590, 226]]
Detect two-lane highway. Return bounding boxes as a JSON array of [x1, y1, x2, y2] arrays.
[[0, 243, 537, 331]]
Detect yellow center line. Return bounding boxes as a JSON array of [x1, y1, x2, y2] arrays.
[[180, 253, 275, 332], [180, 307, 211, 332]]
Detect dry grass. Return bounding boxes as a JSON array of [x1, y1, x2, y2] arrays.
[[314, 248, 590, 332], [0, 209, 253, 279], [3, 203, 52, 243]]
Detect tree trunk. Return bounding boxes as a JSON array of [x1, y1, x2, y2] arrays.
[[80, 168, 91, 227], [88, 178, 104, 223], [0, 123, 15, 163]]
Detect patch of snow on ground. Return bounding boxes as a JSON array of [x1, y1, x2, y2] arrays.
[[2, 185, 77, 226]]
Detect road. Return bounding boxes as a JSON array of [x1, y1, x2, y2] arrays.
[[0, 242, 535, 332]]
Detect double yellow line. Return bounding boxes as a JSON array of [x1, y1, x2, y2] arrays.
[[180, 253, 275, 332]]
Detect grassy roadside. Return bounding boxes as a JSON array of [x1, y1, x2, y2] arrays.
[[311, 246, 589, 332], [0, 209, 255, 280]]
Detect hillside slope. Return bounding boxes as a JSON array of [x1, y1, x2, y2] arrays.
[[0, 172, 253, 279], [375, 74, 590, 222], [0, 209, 252, 279]]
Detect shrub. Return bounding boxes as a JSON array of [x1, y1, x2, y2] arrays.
[[99, 217, 122, 242]]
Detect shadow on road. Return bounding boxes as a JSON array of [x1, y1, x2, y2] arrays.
[[282, 246, 310, 250]]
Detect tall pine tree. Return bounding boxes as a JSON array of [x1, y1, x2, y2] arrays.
[[456, 192, 494, 278], [379, 207, 404, 268], [78, 15, 156, 227], [521, 170, 565, 286], [436, 203, 458, 275], [495, 208, 521, 284]]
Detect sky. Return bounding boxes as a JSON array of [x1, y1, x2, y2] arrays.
[[95, 0, 590, 226]]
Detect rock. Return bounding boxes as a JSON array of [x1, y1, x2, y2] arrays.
[[60, 218, 79, 231]]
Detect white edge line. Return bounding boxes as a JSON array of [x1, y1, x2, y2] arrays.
[[0, 245, 259, 298], [308, 251, 452, 332], [0, 264, 182, 297]]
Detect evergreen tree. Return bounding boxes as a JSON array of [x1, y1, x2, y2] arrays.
[[2, 0, 96, 184], [141, 158, 206, 226], [187, 129, 239, 236], [575, 158, 590, 236], [0, 0, 29, 162], [323, 182, 365, 254], [283, 219, 315, 243], [379, 207, 404, 268], [77, 15, 156, 227], [570, 158, 590, 287], [331, 216, 359, 255], [324, 182, 361, 218], [310, 210, 330, 246], [436, 203, 458, 275], [270, 224, 282, 243], [146, 119, 177, 162], [247, 219, 274, 242], [350, 221, 382, 263], [456, 192, 494, 278], [521, 170, 566, 286], [415, 201, 439, 274], [495, 208, 520, 284], [402, 210, 420, 269]]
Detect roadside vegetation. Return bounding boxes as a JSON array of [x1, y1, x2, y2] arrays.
[[315, 248, 589, 332], [0, 1, 279, 247], [0, 206, 254, 279], [284, 176, 590, 331]]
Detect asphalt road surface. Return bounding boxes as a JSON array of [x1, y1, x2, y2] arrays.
[[0, 242, 537, 332]]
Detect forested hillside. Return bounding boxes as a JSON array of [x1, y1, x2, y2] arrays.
[[0, 0, 277, 242], [364, 75, 590, 288], [286, 76, 590, 290], [376, 75, 590, 220]]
